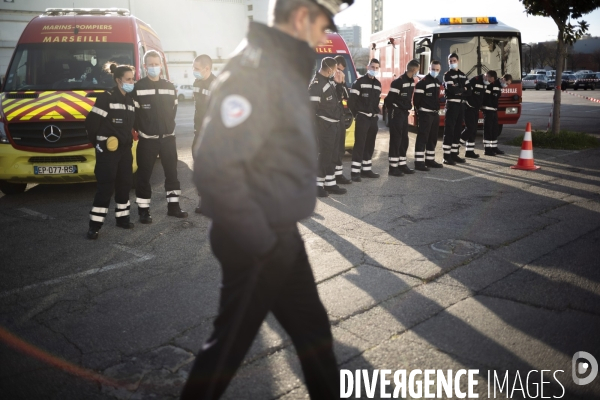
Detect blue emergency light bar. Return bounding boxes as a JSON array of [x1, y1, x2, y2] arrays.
[[440, 17, 498, 25]]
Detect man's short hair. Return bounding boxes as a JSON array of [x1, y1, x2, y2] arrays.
[[144, 50, 162, 64], [407, 59, 420, 70], [273, 0, 323, 25], [194, 54, 213, 69], [321, 57, 337, 70], [503, 74, 513, 81], [334, 55, 347, 68], [448, 53, 459, 60], [369, 58, 380, 65], [486, 70, 498, 80], [431, 60, 441, 66]]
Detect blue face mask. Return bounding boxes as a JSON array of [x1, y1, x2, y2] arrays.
[[430, 70, 439, 78], [122, 82, 134, 93], [449, 63, 458, 70], [193, 70, 203, 80], [147, 66, 161, 78], [367, 69, 378, 77]]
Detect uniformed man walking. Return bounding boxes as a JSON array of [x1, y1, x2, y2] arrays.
[[333, 55, 353, 185], [191, 54, 216, 213], [133, 50, 187, 223], [309, 57, 347, 197], [348, 58, 382, 181], [483, 74, 512, 156], [385, 59, 420, 176], [442, 53, 468, 165], [459, 70, 496, 158], [180, 1, 354, 399], [413, 60, 444, 171], [85, 63, 136, 240]]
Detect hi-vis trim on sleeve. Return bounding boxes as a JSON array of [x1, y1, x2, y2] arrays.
[[137, 89, 156, 96], [475, 84, 484, 88], [109, 103, 126, 110], [414, 89, 425, 93], [193, 87, 200, 92], [91, 107, 108, 117], [138, 130, 159, 139], [221, 95, 252, 128], [389, 88, 400, 94], [310, 96, 321, 102], [446, 81, 454, 85], [350, 89, 360, 95], [158, 89, 175, 95], [174, 99, 178, 105], [374, 86, 381, 91], [322, 83, 331, 92], [127, 105, 135, 112], [493, 87, 501, 91], [133, 100, 140, 108], [202, 89, 210, 95]]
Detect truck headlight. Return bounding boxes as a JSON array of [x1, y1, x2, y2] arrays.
[[505, 107, 518, 114], [0, 123, 9, 144], [438, 108, 447, 116]]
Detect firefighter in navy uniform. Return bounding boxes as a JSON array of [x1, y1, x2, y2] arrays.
[[191, 54, 217, 213], [309, 57, 347, 197], [459, 71, 496, 158], [85, 63, 136, 240], [385, 59, 420, 176], [180, 1, 355, 399], [133, 50, 187, 223], [482, 74, 512, 156], [442, 53, 468, 165], [333, 55, 353, 185], [413, 60, 444, 171], [348, 58, 382, 182]]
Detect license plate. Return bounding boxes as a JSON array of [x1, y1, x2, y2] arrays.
[[34, 165, 78, 175], [478, 119, 484, 124]]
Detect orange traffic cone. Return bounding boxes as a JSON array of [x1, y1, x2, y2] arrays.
[[511, 122, 540, 171]]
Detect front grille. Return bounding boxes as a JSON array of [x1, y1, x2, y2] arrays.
[[28, 156, 87, 163], [5, 93, 39, 99], [8, 121, 91, 149]]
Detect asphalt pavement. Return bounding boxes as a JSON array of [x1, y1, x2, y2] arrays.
[[0, 90, 599, 399]]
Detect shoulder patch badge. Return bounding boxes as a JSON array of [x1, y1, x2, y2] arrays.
[[221, 95, 252, 128]]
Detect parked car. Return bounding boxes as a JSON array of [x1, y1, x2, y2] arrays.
[[529, 69, 548, 76], [573, 73, 598, 90], [575, 70, 594, 75], [175, 84, 194, 101], [522, 74, 548, 90], [548, 74, 577, 90]]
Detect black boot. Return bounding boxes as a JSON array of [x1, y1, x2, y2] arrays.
[[139, 208, 153, 224], [414, 162, 430, 172], [388, 167, 404, 177], [360, 170, 380, 179], [167, 202, 188, 218], [443, 155, 456, 165], [464, 151, 480, 159], [325, 185, 347, 195], [87, 221, 101, 240], [398, 165, 415, 175], [484, 148, 497, 156], [451, 153, 467, 164], [336, 175, 353, 185], [116, 216, 134, 229], [426, 160, 444, 168], [351, 173, 362, 182], [317, 186, 329, 197], [494, 147, 505, 155]]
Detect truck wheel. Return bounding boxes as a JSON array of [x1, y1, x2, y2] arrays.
[[0, 181, 27, 195]]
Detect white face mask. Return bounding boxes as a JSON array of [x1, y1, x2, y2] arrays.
[[449, 63, 458, 70], [367, 69, 379, 78], [430, 70, 439, 78]]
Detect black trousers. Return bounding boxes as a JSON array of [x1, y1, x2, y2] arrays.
[[483, 110, 499, 149], [460, 106, 479, 153], [180, 224, 338, 400], [351, 113, 378, 174], [316, 118, 339, 188], [442, 102, 464, 156], [415, 111, 440, 163], [388, 108, 409, 167], [89, 144, 133, 227], [334, 121, 346, 178], [135, 136, 181, 208]]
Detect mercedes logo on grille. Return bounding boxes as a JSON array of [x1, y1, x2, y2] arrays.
[[43, 125, 62, 143]]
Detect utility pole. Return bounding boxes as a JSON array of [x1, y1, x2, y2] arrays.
[[372, 0, 383, 34]]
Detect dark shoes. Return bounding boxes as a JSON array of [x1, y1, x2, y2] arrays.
[[484, 149, 497, 156], [443, 155, 456, 165], [426, 160, 443, 169], [116, 217, 134, 229], [87, 228, 99, 240], [451, 154, 467, 164], [336, 175, 353, 185], [138, 208, 153, 224], [167, 203, 188, 218], [351, 173, 362, 182], [464, 151, 480, 159], [388, 167, 404, 177], [494, 147, 505, 155], [317, 186, 329, 198], [414, 162, 430, 172], [360, 170, 380, 179], [398, 165, 415, 175], [325, 185, 347, 195]]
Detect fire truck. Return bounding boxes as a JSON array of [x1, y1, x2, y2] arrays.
[[0, 8, 169, 195], [370, 17, 522, 130], [314, 32, 358, 150]]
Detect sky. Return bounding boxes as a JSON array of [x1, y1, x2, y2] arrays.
[[334, 0, 600, 47]]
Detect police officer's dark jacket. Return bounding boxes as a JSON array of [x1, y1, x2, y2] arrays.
[[309, 73, 343, 122], [464, 74, 488, 109], [193, 73, 216, 133], [132, 77, 177, 139], [483, 80, 502, 111], [193, 22, 317, 256], [86, 87, 135, 147], [386, 72, 415, 111], [443, 68, 468, 102], [348, 74, 382, 117], [413, 74, 441, 112]]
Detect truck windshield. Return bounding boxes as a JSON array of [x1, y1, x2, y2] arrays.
[[431, 35, 521, 81], [3, 42, 135, 91], [314, 54, 357, 88]]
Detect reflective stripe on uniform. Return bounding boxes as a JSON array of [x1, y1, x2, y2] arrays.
[[447, 99, 462, 103], [425, 83, 436, 89], [89, 214, 105, 222], [202, 89, 210, 95], [138, 130, 159, 139], [136, 89, 156, 96], [389, 88, 400, 94], [91, 207, 108, 213], [91, 107, 108, 117], [374, 86, 381, 91], [116, 201, 130, 209], [323, 83, 331, 92], [419, 107, 436, 112], [414, 89, 425, 93], [133, 100, 140, 108], [109, 103, 126, 110], [193, 87, 200, 92], [359, 112, 373, 117], [350, 89, 360, 95], [318, 115, 340, 123], [361, 84, 372, 89], [166, 190, 181, 196], [158, 89, 175, 95], [115, 210, 130, 217], [482, 106, 497, 111], [96, 136, 108, 141], [402, 83, 411, 88], [310, 96, 321, 102]]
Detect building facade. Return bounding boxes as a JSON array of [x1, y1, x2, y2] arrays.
[[337, 25, 362, 47]]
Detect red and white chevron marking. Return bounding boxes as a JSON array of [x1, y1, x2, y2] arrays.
[[564, 90, 600, 104]]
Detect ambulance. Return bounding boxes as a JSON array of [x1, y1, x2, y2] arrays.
[[370, 17, 523, 130], [314, 32, 358, 150], [0, 8, 169, 195]]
